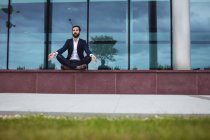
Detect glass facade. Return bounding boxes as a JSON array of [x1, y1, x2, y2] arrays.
[[190, 0, 210, 70], [89, 0, 128, 70], [0, 0, 209, 70], [131, 0, 171, 70], [0, 0, 8, 69], [50, 0, 87, 69], [9, 0, 45, 69]]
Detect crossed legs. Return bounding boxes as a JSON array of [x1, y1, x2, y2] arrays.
[[56, 54, 91, 70]]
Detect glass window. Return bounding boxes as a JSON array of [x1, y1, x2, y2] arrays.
[[190, 0, 210, 70], [50, 0, 87, 69], [130, 0, 171, 70], [1, 0, 173, 70], [89, 0, 128, 70], [9, 0, 45, 69], [0, 0, 8, 69]]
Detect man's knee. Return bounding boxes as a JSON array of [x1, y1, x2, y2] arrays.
[[56, 54, 63, 60], [87, 56, 91, 62], [84, 56, 91, 64]]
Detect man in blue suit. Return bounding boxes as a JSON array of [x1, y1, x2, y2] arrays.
[[48, 25, 96, 70]]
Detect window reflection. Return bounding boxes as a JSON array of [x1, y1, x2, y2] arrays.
[[130, 0, 171, 70], [89, 0, 128, 70], [0, 0, 8, 69], [9, 1, 45, 69], [191, 0, 210, 70], [1, 0, 173, 70], [89, 35, 118, 70], [50, 0, 87, 69]]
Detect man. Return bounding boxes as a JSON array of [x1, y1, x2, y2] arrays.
[[48, 25, 96, 70]]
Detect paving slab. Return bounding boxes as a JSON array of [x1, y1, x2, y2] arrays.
[[0, 93, 210, 116]]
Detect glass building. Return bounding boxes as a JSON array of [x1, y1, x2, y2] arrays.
[[0, 0, 210, 70]]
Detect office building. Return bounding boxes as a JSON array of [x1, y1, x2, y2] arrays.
[[0, 0, 210, 70]]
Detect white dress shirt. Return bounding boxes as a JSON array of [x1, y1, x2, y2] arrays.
[[70, 38, 80, 61]]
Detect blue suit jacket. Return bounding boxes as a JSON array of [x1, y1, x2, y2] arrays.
[[57, 38, 92, 60]]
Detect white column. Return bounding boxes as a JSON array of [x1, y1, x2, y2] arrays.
[[172, 0, 191, 70]]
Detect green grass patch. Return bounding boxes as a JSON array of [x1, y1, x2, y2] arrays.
[[0, 115, 210, 140]]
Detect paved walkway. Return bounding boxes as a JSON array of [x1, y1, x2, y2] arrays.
[[0, 93, 210, 116]]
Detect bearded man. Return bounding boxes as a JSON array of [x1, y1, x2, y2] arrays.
[[48, 25, 96, 70]]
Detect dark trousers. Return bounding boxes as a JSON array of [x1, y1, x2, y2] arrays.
[[56, 54, 91, 69]]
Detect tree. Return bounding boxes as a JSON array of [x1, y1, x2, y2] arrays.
[[89, 35, 118, 67]]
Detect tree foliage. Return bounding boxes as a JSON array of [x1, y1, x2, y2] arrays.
[[89, 35, 118, 63]]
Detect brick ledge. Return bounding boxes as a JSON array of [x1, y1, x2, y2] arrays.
[[0, 70, 210, 94]]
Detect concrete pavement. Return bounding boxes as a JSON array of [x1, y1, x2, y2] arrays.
[[0, 93, 210, 116]]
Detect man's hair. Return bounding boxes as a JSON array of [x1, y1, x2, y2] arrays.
[[72, 25, 81, 32]]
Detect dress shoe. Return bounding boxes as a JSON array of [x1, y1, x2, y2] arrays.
[[76, 64, 87, 70]]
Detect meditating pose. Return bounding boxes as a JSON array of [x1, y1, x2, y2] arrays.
[[48, 25, 96, 70]]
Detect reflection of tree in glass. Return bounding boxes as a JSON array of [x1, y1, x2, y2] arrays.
[[98, 59, 111, 70], [89, 35, 118, 68]]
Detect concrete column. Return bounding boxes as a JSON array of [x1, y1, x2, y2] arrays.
[[172, 0, 191, 70]]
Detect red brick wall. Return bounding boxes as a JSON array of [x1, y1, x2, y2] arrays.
[[0, 70, 210, 94]]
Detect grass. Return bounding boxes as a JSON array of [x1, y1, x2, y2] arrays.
[[0, 115, 210, 140]]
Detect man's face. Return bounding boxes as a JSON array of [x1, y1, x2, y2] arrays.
[[72, 27, 80, 38]]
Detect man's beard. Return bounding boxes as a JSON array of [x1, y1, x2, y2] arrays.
[[73, 33, 80, 38]]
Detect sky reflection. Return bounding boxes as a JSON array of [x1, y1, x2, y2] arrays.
[[0, 0, 210, 69]]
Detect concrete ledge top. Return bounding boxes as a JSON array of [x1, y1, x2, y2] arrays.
[[1, 70, 210, 73]]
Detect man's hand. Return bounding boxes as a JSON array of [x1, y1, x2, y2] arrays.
[[48, 53, 56, 61], [91, 55, 97, 64]]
